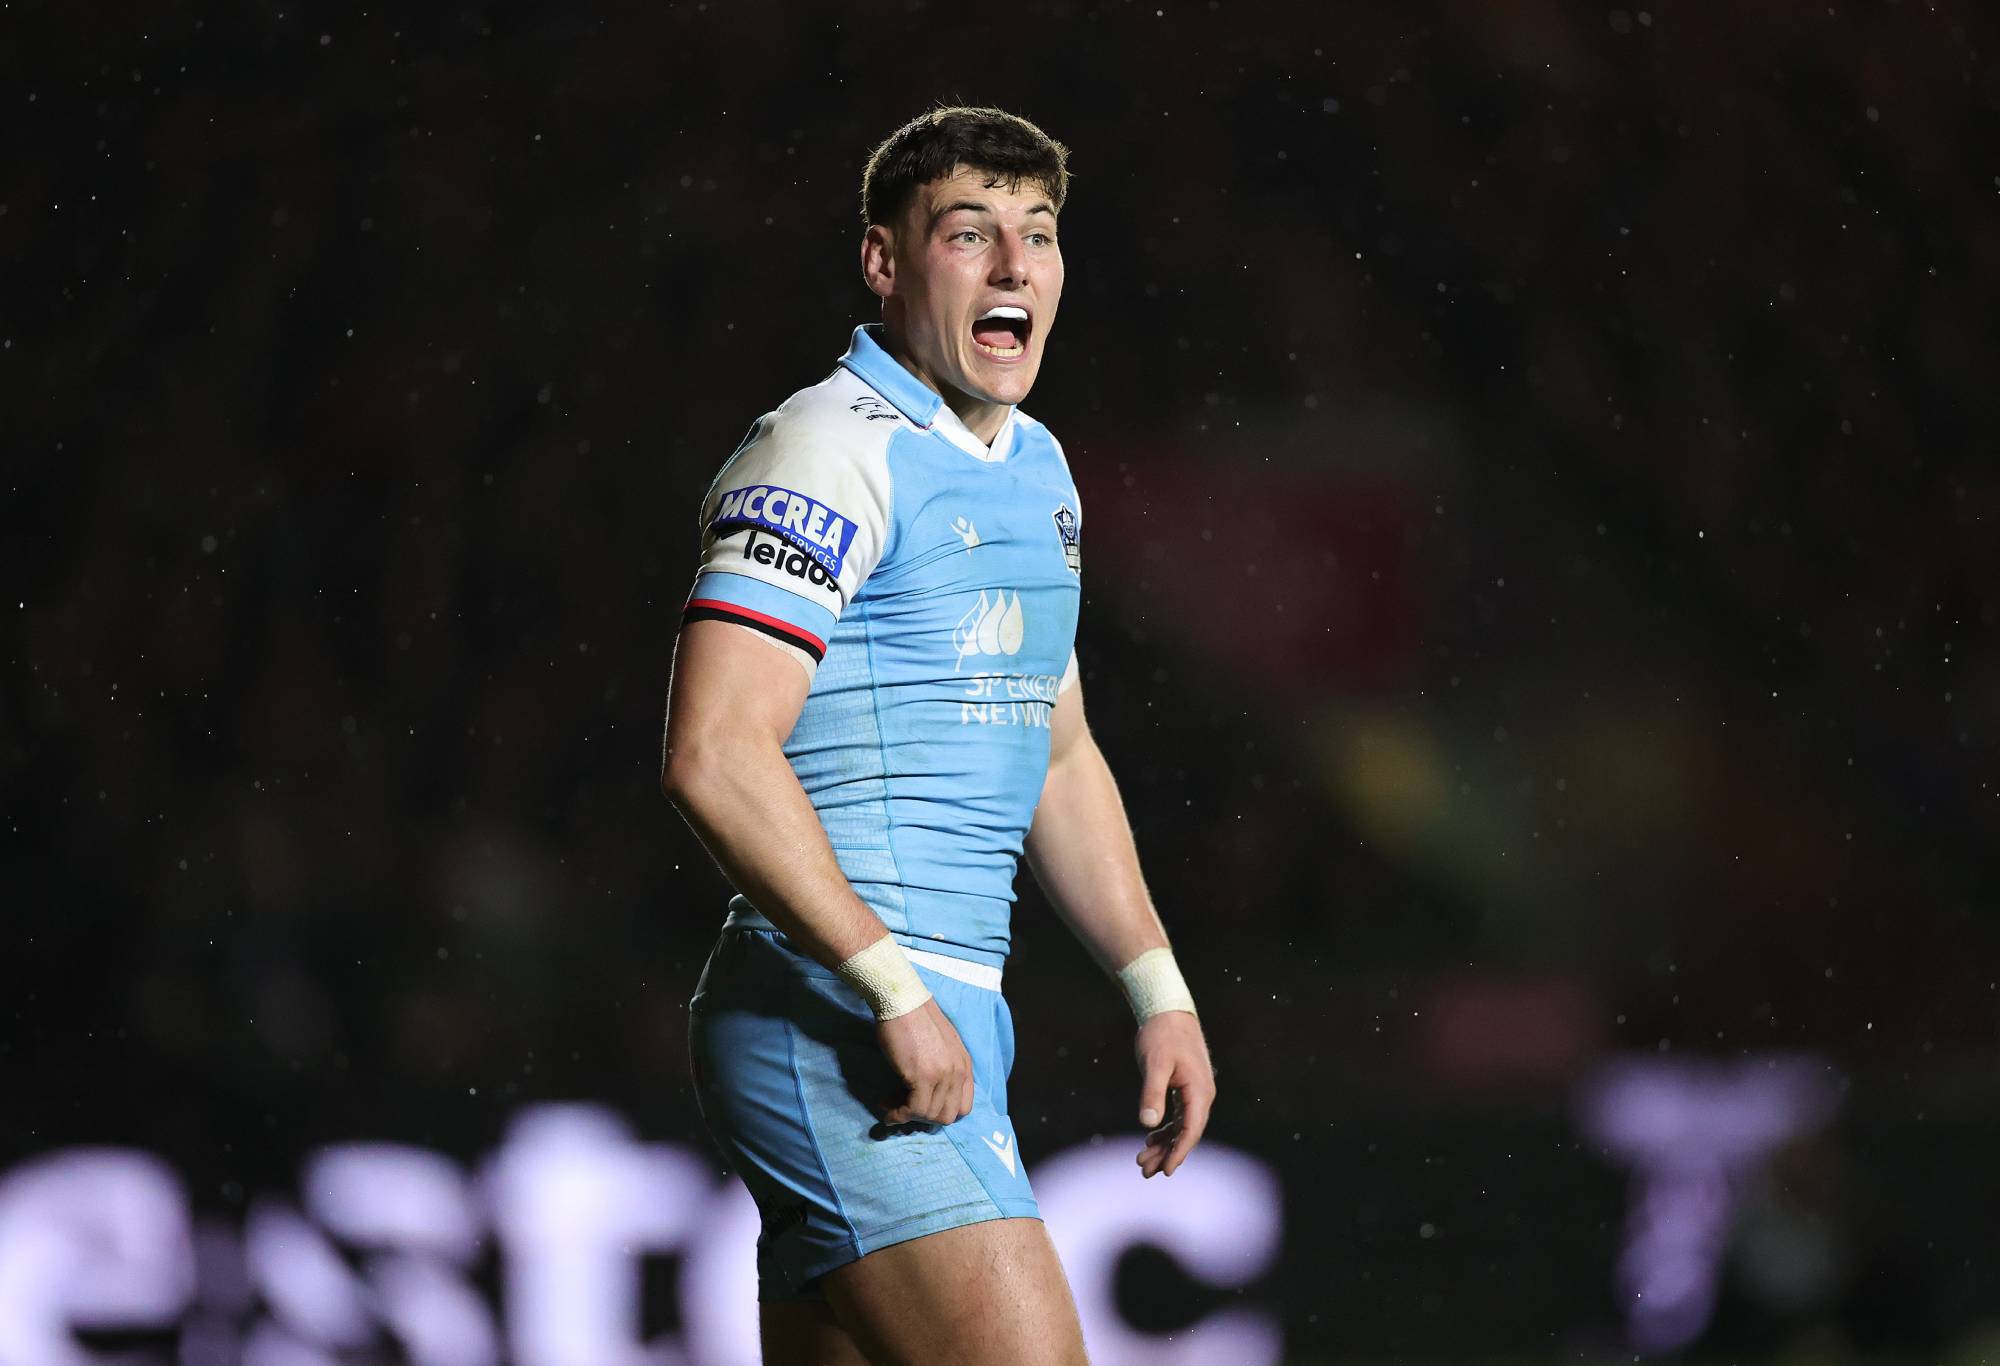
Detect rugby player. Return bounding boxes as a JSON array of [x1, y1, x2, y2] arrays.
[[660, 106, 1216, 1365]]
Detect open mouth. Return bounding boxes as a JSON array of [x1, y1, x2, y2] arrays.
[[972, 305, 1031, 359]]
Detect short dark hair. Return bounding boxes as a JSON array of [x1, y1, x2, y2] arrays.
[[860, 105, 1070, 228]]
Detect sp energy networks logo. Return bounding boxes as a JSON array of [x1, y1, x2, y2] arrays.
[[953, 589, 1025, 671], [709, 484, 855, 578]]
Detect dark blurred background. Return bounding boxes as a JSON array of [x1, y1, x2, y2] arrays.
[[6, 0, 1999, 1361]]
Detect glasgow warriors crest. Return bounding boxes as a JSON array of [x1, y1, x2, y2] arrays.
[[1052, 502, 1081, 575]]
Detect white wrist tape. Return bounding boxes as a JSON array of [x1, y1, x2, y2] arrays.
[[837, 936, 933, 1022], [1116, 947, 1197, 1022]]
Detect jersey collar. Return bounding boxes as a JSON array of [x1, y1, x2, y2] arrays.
[[840, 324, 1016, 463]]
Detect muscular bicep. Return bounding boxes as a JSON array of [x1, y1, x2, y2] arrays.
[[662, 618, 814, 788]]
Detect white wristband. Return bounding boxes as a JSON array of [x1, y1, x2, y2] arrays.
[[1116, 947, 1197, 1023], [837, 936, 933, 1022]]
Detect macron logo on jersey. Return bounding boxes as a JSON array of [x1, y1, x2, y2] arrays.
[[710, 484, 856, 578]]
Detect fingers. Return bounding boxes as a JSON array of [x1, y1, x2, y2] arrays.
[[882, 1073, 969, 1128], [1161, 1083, 1212, 1177], [879, 1080, 938, 1129], [1132, 1013, 1216, 1178], [878, 1085, 918, 1127], [875, 1003, 975, 1128], [1136, 1087, 1181, 1178], [920, 1037, 973, 1124], [1137, 1054, 1171, 1131], [1135, 1071, 1216, 1178], [894, 1081, 969, 1126]]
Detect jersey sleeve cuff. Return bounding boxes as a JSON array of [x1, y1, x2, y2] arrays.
[[683, 570, 837, 662]]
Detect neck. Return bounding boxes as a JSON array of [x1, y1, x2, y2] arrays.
[[879, 325, 1009, 445]]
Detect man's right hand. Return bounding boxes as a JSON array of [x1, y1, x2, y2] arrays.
[[875, 998, 975, 1127]]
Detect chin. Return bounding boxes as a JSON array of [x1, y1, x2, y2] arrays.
[[966, 362, 1041, 407]]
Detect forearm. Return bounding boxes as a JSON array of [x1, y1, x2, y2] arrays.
[[1023, 730, 1172, 974], [665, 737, 890, 972]]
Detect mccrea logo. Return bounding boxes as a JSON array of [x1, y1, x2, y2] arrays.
[[709, 485, 855, 578], [1052, 502, 1080, 575]]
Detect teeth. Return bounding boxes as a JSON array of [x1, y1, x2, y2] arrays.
[[977, 306, 1029, 322]]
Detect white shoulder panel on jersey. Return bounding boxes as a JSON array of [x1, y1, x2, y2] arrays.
[[695, 369, 901, 614]]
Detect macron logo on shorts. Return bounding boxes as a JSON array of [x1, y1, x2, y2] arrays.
[[710, 484, 856, 578], [980, 1130, 1017, 1176]]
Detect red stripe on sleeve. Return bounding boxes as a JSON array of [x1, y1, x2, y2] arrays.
[[683, 598, 829, 657]]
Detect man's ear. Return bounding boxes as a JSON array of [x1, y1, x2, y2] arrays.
[[861, 223, 896, 300]]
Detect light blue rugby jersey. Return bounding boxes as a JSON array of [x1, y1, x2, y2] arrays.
[[681, 324, 1083, 967]]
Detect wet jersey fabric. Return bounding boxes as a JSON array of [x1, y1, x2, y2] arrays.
[[680, 324, 1083, 968]]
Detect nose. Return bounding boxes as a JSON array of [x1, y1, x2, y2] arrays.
[[990, 228, 1030, 289]]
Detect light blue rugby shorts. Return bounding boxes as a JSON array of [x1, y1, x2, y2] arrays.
[[687, 927, 1040, 1302]]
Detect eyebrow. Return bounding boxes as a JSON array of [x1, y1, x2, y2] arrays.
[[928, 200, 1058, 229]]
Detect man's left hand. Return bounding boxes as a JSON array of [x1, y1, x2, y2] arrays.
[[1134, 1010, 1215, 1178]]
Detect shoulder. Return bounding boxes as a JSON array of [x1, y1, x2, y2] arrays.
[[707, 368, 908, 516], [1011, 407, 1068, 465], [1010, 408, 1078, 503], [750, 367, 914, 467], [698, 367, 911, 582]]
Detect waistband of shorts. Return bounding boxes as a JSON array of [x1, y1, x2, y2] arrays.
[[901, 945, 1002, 991], [722, 897, 1005, 989]]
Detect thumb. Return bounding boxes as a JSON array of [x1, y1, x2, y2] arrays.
[[1137, 1052, 1170, 1130]]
